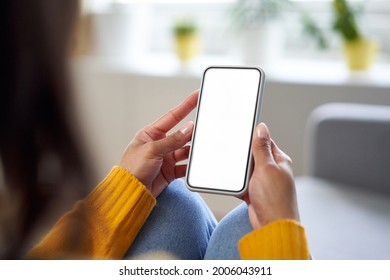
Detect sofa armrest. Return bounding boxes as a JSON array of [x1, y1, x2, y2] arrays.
[[306, 103, 390, 195]]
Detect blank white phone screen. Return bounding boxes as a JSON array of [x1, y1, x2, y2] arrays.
[[187, 67, 262, 193]]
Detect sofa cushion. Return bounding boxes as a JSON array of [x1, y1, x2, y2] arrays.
[[295, 176, 390, 260]]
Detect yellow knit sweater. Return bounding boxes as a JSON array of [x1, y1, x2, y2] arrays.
[[26, 166, 310, 260]]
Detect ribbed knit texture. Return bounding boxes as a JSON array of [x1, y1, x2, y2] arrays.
[[238, 219, 310, 260], [26, 166, 156, 259]]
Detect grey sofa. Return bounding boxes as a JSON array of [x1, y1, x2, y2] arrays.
[[295, 103, 390, 259]]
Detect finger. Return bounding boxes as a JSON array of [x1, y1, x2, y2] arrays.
[[271, 139, 292, 166], [238, 193, 250, 204], [252, 123, 276, 166], [175, 164, 188, 178], [144, 90, 199, 139], [152, 121, 194, 156], [173, 145, 190, 162]]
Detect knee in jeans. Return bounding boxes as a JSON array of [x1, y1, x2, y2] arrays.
[[157, 179, 216, 230]]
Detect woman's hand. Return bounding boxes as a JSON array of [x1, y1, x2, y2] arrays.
[[244, 123, 300, 229], [119, 91, 198, 198]]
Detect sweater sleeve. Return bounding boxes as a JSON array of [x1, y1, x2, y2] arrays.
[[238, 219, 310, 260], [26, 166, 156, 260]]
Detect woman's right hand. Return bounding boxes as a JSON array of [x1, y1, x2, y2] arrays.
[[245, 123, 300, 230], [118, 91, 198, 198]]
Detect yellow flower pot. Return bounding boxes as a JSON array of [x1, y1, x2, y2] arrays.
[[343, 38, 378, 70], [175, 34, 200, 62]]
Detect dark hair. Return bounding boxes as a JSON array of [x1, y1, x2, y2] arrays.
[[0, 0, 89, 259]]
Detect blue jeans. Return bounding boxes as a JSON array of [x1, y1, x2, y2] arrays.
[[125, 179, 253, 260]]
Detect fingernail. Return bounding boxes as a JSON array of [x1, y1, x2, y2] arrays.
[[180, 121, 194, 134], [257, 123, 270, 139]]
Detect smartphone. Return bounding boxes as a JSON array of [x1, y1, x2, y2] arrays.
[[186, 66, 265, 196]]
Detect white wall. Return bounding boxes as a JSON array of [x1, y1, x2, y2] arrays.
[[72, 58, 390, 219]]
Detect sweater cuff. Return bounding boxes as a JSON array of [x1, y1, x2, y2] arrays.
[[86, 166, 156, 236], [238, 219, 310, 260]]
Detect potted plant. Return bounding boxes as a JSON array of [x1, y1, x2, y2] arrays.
[[332, 0, 377, 70], [173, 19, 200, 63], [229, 0, 290, 66], [302, 0, 378, 70]]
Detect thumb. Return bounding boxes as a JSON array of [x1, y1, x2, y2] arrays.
[[152, 121, 194, 155], [252, 123, 275, 166]]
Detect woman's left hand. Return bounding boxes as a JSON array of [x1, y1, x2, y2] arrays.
[[119, 90, 198, 197]]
